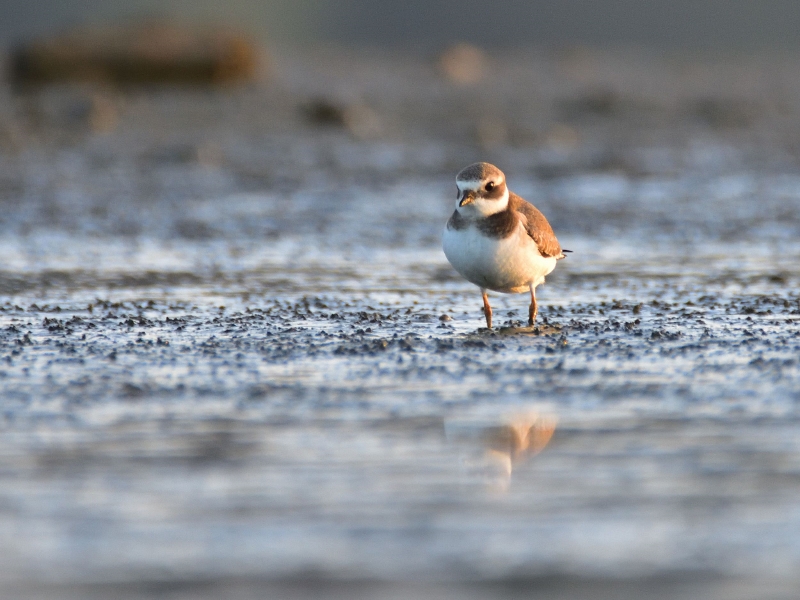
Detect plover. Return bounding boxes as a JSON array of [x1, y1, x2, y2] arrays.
[[442, 162, 568, 329]]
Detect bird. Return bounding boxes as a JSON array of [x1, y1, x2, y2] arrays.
[[442, 162, 569, 329]]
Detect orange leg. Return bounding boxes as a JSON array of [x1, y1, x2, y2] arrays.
[[528, 284, 538, 326], [481, 289, 492, 329]]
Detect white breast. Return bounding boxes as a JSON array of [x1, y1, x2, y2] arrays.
[[442, 221, 557, 293]]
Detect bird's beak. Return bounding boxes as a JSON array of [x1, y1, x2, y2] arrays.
[[459, 190, 476, 207]]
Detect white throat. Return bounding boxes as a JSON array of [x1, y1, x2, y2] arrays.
[[455, 180, 509, 218]]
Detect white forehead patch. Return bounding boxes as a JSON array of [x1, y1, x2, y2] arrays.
[[456, 179, 482, 191]]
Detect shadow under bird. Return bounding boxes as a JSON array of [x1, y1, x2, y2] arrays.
[[442, 162, 570, 329]]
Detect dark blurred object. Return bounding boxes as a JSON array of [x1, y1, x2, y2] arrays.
[[302, 98, 347, 126], [302, 98, 381, 139], [9, 22, 259, 86], [691, 98, 756, 129], [559, 89, 622, 119]]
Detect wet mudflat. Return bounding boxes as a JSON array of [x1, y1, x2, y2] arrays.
[[1, 48, 800, 598]]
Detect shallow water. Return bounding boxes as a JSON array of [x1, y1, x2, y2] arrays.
[[2, 49, 800, 598]]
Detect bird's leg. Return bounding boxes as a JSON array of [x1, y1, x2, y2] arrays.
[[528, 284, 538, 326], [481, 289, 492, 329]]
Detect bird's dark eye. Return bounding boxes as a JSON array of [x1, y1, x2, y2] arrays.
[[485, 182, 495, 192]]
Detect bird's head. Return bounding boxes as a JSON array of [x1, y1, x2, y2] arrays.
[[455, 162, 509, 217]]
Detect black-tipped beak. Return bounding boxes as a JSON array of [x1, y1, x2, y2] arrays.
[[459, 191, 476, 207]]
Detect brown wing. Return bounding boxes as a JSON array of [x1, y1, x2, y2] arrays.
[[509, 192, 563, 258]]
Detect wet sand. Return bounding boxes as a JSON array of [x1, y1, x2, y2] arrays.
[[1, 47, 800, 598]]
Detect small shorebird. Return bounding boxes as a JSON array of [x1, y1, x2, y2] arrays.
[[442, 162, 568, 329]]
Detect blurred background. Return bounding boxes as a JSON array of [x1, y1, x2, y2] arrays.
[[2, 2, 800, 600], [5, 0, 800, 49]]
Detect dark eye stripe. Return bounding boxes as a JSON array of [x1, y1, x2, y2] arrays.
[[482, 182, 504, 200]]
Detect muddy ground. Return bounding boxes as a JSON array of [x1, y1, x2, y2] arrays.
[[1, 47, 800, 599]]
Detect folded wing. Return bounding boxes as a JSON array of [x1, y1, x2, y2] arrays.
[[509, 192, 564, 259]]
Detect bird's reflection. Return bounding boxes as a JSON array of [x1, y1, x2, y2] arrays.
[[445, 409, 557, 491]]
